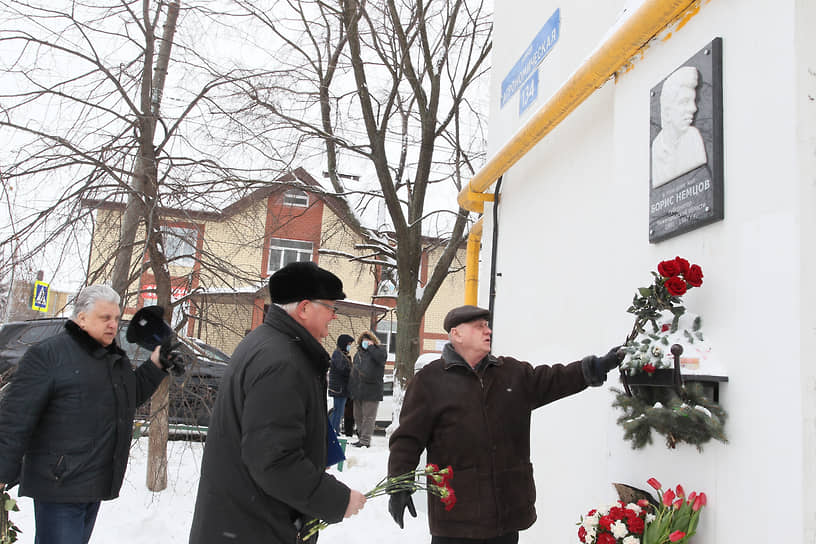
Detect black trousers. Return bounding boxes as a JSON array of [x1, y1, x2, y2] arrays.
[[431, 531, 519, 544], [343, 398, 355, 436]]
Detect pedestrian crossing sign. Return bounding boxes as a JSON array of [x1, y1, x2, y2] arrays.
[[32, 280, 49, 312]]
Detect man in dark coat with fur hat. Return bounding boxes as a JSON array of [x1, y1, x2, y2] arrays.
[[189, 262, 367, 544], [387, 305, 622, 544]]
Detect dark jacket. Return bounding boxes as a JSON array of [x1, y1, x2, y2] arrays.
[[388, 343, 589, 539], [189, 305, 349, 544], [0, 320, 166, 502], [328, 348, 351, 398], [348, 344, 386, 401]]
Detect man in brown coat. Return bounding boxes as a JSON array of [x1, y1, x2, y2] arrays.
[[387, 305, 621, 544]]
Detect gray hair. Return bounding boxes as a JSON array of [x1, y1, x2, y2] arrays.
[[72, 285, 121, 318], [275, 301, 300, 315]]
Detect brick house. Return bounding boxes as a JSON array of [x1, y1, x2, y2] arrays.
[[84, 167, 465, 363]]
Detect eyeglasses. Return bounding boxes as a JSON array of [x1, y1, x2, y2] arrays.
[[310, 300, 338, 315]]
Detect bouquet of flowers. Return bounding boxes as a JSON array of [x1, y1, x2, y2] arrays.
[[641, 478, 707, 544], [577, 499, 649, 544], [1, 488, 21, 544], [612, 257, 727, 450], [577, 478, 707, 544], [623, 256, 703, 353], [301, 464, 455, 540]]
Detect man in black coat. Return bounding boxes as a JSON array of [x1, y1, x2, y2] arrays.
[[189, 262, 367, 544], [0, 285, 168, 544], [387, 305, 622, 544]]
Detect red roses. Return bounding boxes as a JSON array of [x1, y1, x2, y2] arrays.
[[657, 256, 704, 295]]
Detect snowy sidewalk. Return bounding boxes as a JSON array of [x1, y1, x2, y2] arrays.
[[8, 434, 432, 543]]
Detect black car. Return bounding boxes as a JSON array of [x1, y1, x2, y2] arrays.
[[0, 317, 228, 428]]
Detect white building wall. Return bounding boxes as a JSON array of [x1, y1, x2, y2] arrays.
[[482, 1, 814, 542]]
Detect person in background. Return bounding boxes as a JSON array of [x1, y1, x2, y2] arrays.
[[348, 330, 387, 448], [0, 285, 169, 544], [329, 334, 355, 434], [387, 305, 622, 544], [343, 396, 356, 438], [189, 261, 366, 543]]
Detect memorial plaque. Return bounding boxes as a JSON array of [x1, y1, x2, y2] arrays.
[[649, 38, 723, 243]]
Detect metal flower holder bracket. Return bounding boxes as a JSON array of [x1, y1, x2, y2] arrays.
[[620, 344, 684, 398]]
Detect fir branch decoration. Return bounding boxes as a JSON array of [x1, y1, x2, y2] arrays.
[[613, 257, 727, 450], [612, 383, 728, 451]]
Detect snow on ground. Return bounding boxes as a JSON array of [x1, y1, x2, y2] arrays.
[[7, 434, 432, 544]]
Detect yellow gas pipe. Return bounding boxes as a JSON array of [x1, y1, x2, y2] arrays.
[[460, 0, 701, 305]]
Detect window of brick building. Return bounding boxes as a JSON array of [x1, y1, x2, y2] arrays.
[[267, 238, 313, 273], [283, 189, 309, 207], [162, 226, 198, 267]]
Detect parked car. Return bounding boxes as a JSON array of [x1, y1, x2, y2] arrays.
[[0, 317, 228, 428]]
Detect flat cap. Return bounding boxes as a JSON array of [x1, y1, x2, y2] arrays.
[[443, 305, 490, 332], [269, 261, 346, 304]]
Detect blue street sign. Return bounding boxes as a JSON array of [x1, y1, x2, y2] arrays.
[[32, 281, 49, 312], [500, 8, 560, 109]]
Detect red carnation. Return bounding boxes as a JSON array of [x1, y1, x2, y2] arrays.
[[578, 526, 587, 543], [439, 486, 456, 511], [628, 516, 645, 534], [685, 264, 704, 287], [657, 259, 682, 278], [664, 277, 687, 296], [599, 515, 614, 531], [609, 506, 626, 520], [674, 256, 690, 275], [597, 533, 617, 544], [642, 363, 656, 374]]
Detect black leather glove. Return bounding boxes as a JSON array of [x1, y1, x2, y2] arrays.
[[388, 490, 417, 529], [581, 346, 624, 387], [159, 339, 187, 376]]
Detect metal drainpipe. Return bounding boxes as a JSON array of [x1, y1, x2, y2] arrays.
[[458, 0, 701, 300]]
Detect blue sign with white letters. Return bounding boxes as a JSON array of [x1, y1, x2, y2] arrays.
[[500, 8, 560, 109]]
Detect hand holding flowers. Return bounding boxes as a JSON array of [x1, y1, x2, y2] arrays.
[[301, 464, 455, 540]]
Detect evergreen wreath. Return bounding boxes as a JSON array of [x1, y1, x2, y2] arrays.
[[614, 257, 728, 450], [612, 382, 728, 450]]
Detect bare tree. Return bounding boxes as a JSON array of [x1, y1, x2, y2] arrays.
[[0, 0, 298, 490], [228, 0, 492, 387]]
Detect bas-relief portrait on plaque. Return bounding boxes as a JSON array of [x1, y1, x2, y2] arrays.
[[649, 38, 723, 243]]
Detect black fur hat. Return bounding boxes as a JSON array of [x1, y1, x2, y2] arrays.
[[126, 305, 174, 350], [269, 261, 346, 304]]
